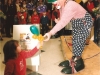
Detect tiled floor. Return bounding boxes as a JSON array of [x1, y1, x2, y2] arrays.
[[0, 36, 100, 75]]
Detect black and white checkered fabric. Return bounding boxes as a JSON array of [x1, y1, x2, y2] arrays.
[[71, 12, 93, 56]]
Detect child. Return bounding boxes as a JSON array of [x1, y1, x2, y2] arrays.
[[17, 7, 27, 24], [40, 11, 49, 35], [26, 1, 34, 16], [31, 11, 40, 24], [3, 40, 42, 75], [37, 2, 47, 13]]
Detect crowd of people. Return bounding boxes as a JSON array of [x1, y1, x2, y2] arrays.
[[79, 0, 100, 45], [0, 0, 100, 75], [0, 0, 58, 39], [0, 0, 100, 45]]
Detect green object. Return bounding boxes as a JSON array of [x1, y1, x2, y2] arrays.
[[92, 5, 100, 16], [30, 25, 39, 36], [0, 11, 6, 19], [47, 0, 57, 3]]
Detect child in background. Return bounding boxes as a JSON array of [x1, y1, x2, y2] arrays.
[[86, 0, 95, 18], [37, 2, 47, 13], [14, 15, 18, 24], [3, 40, 42, 75], [40, 11, 49, 35], [17, 7, 27, 24], [27, 15, 31, 24], [26, 0, 34, 16], [31, 11, 40, 24]]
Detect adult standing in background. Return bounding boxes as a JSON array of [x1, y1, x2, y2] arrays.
[[40, 11, 49, 35], [44, 0, 93, 74], [5, 0, 17, 37]]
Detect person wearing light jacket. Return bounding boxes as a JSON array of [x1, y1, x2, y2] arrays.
[[44, 0, 93, 74]]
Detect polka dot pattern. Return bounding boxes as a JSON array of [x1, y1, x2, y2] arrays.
[[71, 12, 93, 56]]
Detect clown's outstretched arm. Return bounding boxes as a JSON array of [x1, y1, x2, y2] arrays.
[[44, 4, 76, 41]]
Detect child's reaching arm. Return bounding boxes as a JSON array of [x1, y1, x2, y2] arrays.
[[22, 47, 38, 58], [21, 41, 42, 58]]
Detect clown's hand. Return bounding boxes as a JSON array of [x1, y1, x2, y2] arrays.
[[43, 32, 52, 41], [55, 18, 59, 23]]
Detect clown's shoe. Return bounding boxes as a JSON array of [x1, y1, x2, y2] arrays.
[[59, 56, 76, 67], [61, 57, 85, 74]]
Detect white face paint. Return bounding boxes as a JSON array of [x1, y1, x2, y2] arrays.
[[53, 1, 61, 9], [56, 5, 61, 9]]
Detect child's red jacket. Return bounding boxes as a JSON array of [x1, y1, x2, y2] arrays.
[[4, 47, 38, 75], [17, 12, 27, 24], [86, 2, 94, 13], [31, 14, 40, 24]]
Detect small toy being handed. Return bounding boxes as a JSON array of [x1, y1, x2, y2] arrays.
[[30, 25, 44, 49], [32, 34, 44, 49]]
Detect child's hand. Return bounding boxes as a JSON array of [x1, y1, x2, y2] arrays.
[[21, 16, 24, 19], [36, 41, 43, 49]]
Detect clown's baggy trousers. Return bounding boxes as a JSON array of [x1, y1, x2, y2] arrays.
[[71, 12, 93, 57]]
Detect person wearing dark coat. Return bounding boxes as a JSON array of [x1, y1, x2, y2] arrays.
[[5, 0, 17, 37], [40, 12, 49, 35]]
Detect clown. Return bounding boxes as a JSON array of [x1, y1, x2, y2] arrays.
[[44, 0, 93, 74]]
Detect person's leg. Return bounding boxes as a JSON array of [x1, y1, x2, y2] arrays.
[[60, 12, 93, 74], [94, 19, 98, 44], [5, 17, 12, 37], [45, 24, 49, 33], [60, 23, 87, 74], [96, 17, 100, 44], [0, 28, 3, 41], [10, 16, 14, 34], [41, 24, 45, 35]]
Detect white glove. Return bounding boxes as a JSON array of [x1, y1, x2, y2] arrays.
[[43, 33, 51, 41]]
